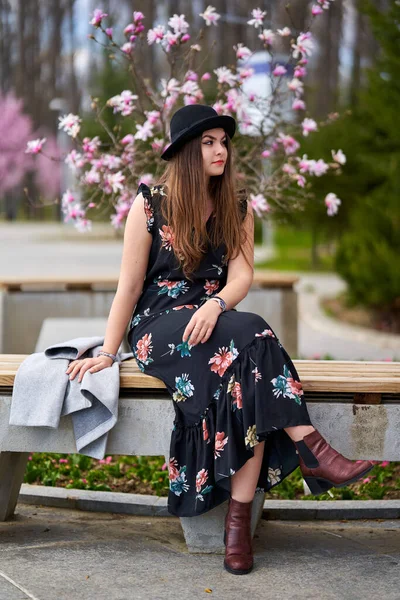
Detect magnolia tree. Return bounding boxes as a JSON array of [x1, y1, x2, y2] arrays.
[[0, 91, 61, 218], [27, 2, 345, 233]]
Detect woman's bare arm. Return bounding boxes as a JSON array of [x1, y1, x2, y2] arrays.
[[101, 192, 152, 355]]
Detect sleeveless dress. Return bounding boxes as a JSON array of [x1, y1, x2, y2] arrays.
[[127, 182, 313, 518]]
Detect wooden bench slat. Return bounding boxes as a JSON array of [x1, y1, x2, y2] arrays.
[[0, 271, 299, 291], [1, 356, 399, 393]]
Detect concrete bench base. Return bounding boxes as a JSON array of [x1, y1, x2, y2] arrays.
[[1, 392, 399, 552], [180, 492, 266, 553]]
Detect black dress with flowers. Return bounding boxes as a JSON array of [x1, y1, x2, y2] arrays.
[[127, 182, 313, 518]]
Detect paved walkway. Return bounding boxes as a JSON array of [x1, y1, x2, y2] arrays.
[[0, 504, 399, 600], [1, 222, 399, 360]]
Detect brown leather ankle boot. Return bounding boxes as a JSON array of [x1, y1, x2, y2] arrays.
[[294, 429, 374, 495], [223, 497, 253, 575]]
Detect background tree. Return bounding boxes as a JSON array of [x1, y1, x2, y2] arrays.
[[333, 0, 400, 329]]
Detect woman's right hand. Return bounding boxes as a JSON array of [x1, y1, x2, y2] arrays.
[[66, 355, 114, 383]]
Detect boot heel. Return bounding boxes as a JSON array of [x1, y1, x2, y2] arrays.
[[304, 476, 333, 495]]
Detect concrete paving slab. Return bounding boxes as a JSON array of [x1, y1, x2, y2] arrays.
[[0, 505, 398, 600]]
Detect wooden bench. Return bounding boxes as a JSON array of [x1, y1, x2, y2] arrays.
[[0, 271, 299, 356], [1, 356, 399, 553]]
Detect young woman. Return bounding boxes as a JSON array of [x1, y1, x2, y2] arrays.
[[66, 104, 374, 575]]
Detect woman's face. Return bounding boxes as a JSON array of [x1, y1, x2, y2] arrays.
[[201, 127, 228, 179]]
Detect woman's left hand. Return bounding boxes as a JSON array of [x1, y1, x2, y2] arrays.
[[182, 300, 223, 346]]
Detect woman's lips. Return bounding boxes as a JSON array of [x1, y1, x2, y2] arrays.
[[212, 160, 224, 164]]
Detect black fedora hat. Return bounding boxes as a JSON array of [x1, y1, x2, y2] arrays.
[[161, 104, 236, 161]]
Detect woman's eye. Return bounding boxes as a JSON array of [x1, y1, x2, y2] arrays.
[[203, 140, 227, 145]]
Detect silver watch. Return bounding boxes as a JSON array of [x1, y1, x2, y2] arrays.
[[208, 296, 227, 312]]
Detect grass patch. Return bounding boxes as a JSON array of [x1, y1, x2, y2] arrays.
[[256, 225, 335, 272]]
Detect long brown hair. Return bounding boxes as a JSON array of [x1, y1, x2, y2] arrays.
[[155, 133, 253, 281]]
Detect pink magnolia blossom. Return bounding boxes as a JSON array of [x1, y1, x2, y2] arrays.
[[105, 28, 113, 37], [134, 121, 154, 141], [292, 32, 314, 59], [292, 98, 306, 110], [310, 159, 329, 177], [147, 25, 165, 45], [258, 28, 275, 45], [180, 80, 201, 96], [317, 0, 332, 9], [261, 149, 271, 158], [103, 154, 122, 170], [151, 138, 165, 152], [168, 14, 189, 34], [288, 78, 304, 94], [277, 27, 291, 37], [31, 133, 61, 200], [283, 163, 296, 175], [90, 9, 108, 27], [277, 133, 300, 155], [226, 88, 245, 114], [83, 168, 100, 185], [164, 94, 179, 112], [273, 65, 287, 77], [133, 11, 144, 23], [234, 43, 252, 60], [185, 70, 198, 82], [26, 137, 47, 154], [325, 192, 341, 216], [124, 23, 135, 36], [121, 42, 134, 55], [249, 193, 270, 217], [62, 189, 75, 205], [302, 118, 318, 136], [183, 95, 199, 106], [106, 171, 125, 193], [138, 173, 154, 186], [212, 100, 228, 115], [201, 72, 211, 81], [312, 5, 324, 15], [111, 197, 132, 229], [237, 67, 254, 80], [294, 66, 307, 78], [82, 136, 101, 157], [58, 113, 81, 138], [164, 30, 180, 51], [331, 149, 346, 164], [181, 34, 191, 43], [247, 8, 266, 28], [65, 149, 86, 171], [145, 110, 161, 126], [160, 77, 181, 98], [199, 5, 221, 26], [121, 134, 134, 146], [214, 66, 238, 87], [298, 155, 313, 173], [295, 174, 306, 187]]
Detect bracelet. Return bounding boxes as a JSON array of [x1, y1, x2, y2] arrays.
[[208, 296, 227, 313], [98, 350, 118, 363]]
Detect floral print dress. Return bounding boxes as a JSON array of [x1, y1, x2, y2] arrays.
[[127, 182, 313, 518]]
